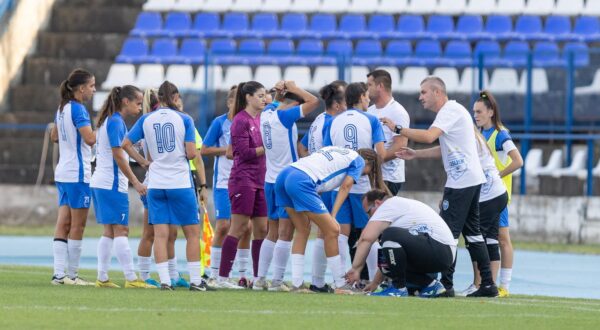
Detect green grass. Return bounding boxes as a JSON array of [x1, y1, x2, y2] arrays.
[[1, 265, 599, 329]]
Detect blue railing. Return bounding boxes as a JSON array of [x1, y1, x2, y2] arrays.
[[0, 0, 15, 21]]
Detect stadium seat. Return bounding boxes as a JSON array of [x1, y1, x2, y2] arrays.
[[165, 64, 194, 90], [532, 149, 563, 176], [572, 16, 600, 42], [348, 66, 369, 83], [283, 66, 312, 88], [223, 66, 253, 90], [513, 148, 543, 177], [102, 64, 136, 89], [533, 42, 562, 67], [321, 0, 349, 14], [131, 12, 163, 37], [193, 65, 224, 90], [576, 157, 600, 179], [503, 41, 530, 67], [518, 68, 549, 93], [458, 67, 490, 93], [326, 39, 353, 61], [150, 38, 179, 64], [384, 40, 413, 66], [374, 66, 402, 92], [575, 69, 600, 95], [396, 15, 426, 40], [266, 39, 295, 65], [222, 13, 250, 38], [444, 40, 472, 67], [455, 15, 486, 41], [177, 38, 206, 64], [488, 68, 520, 94], [172, 0, 204, 12], [281, 13, 308, 38], [116, 38, 149, 64], [93, 91, 108, 112], [135, 64, 165, 89], [495, 0, 526, 16], [238, 39, 266, 65], [203, 0, 233, 12], [406, 0, 437, 15], [414, 40, 444, 66], [523, 0, 555, 16], [544, 16, 574, 42], [484, 15, 514, 41], [584, 0, 600, 16], [432, 67, 460, 94], [310, 14, 338, 39], [562, 42, 590, 67], [289, 0, 321, 13], [310, 66, 339, 91], [553, 0, 583, 16], [163, 12, 192, 38], [297, 39, 329, 65], [353, 40, 383, 66], [210, 39, 237, 65], [368, 14, 395, 39], [464, 0, 495, 15], [473, 40, 504, 67], [377, 0, 408, 14], [252, 13, 280, 38], [435, 0, 466, 15], [254, 65, 282, 90], [236, 0, 262, 12], [514, 15, 545, 41], [425, 15, 455, 40], [339, 14, 369, 39], [552, 149, 586, 177], [349, 0, 378, 14], [143, 0, 175, 11], [397, 67, 429, 93], [262, 0, 293, 13], [192, 13, 220, 38]]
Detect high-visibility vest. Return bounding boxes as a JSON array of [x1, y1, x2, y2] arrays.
[[486, 127, 513, 203]]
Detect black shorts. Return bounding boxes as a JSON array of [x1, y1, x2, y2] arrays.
[[384, 181, 403, 196], [479, 192, 508, 242], [439, 184, 482, 240]]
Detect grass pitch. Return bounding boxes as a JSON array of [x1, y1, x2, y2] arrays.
[[0, 265, 599, 329]]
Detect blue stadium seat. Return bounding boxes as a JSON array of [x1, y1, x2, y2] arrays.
[[395, 15, 426, 40], [503, 41, 530, 67], [414, 40, 444, 66], [297, 39, 331, 65], [474, 40, 504, 66], [281, 13, 308, 38], [339, 14, 369, 39], [455, 15, 486, 41], [150, 38, 179, 64], [573, 16, 600, 42], [222, 12, 250, 38], [514, 15, 545, 41], [544, 16, 574, 41], [533, 42, 562, 67], [252, 13, 281, 38], [425, 15, 455, 40], [353, 40, 383, 66], [266, 39, 295, 65], [116, 38, 150, 63], [562, 42, 590, 67], [163, 12, 192, 38], [310, 14, 337, 39], [384, 40, 413, 66], [210, 39, 238, 64], [485, 15, 514, 41], [192, 13, 221, 38], [238, 39, 266, 65], [326, 39, 353, 60], [368, 14, 395, 39], [444, 40, 472, 67], [131, 12, 162, 37], [177, 38, 206, 64]]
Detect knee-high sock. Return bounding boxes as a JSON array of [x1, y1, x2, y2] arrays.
[[137, 256, 152, 281], [96, 236, 113, 282], [311, 238, 327, 288], [499, 268, 512, 290], [219, 235, 239, 279], [257, 239, 275, 279], [366, 242, 380, 281], [168, 258, 180, 281], [67, 239, 82, 279], [53, 238, 68, 278], [291, 254, 305, 288], [251, 239, 263, 279], [271, 240, 291, 282], [209, 247, 221, 279], [114, 236, 137, 282], [235, 248, 250, 278], [338, 234, 349, 269], [156, 261, 170, 285], [327, 255, 346, 288], [188, 261, 202, 285]]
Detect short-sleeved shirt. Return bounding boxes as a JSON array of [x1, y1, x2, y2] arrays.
[[301, 112, 333, 155], [203, 114, 233, 189], [475, 134, 507, 202], [189, 129, 203, 171], [127, 107, 196, 189], [229, 110, 266, 189], [91, 112, 128, 193], [261, 104, 303, 183], [54, 101, 92, 183], [431, 101, 486, 189], [481, 126, 517, 165]]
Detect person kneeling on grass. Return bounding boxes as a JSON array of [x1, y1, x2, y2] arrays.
[[345, 189, 456, 297]]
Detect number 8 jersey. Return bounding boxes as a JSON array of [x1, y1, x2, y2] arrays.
[[127, 107, 196, 189]]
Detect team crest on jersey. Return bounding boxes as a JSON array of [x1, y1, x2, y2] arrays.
[[442, 199, 449, 211]]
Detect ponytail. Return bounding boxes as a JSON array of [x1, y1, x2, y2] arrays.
[[158, 81, 180, 111], [59, 68, 93, 112], [357, 148, 391, 196], [226, 85, 238, 120], [143, 88, 159, 114], [97, 85, 142, 127], [319, 82, 345, 109], [477, 90, 503, 132], [232, 81, 265, 117]]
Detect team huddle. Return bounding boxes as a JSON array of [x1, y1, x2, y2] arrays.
[[49, 67, 523, 298]]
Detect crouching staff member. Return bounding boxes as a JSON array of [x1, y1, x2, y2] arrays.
[[346, 189, 456, 298]]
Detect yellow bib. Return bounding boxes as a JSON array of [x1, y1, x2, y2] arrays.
[[487, 128, 513, 203], [189, 129, 203, 171]]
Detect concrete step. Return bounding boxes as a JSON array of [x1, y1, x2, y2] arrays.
[[10, 84, 93, 113], [22, 57, 113, 86], [36, 32, 126, 60], [50, 6, 141, 33]]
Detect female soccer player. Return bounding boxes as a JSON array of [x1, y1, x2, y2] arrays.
[[50, 68, 96, 285], [474, 90, 523, 297], [123, 81, 211, 291], [90, 85, 154, 288], [216, 81, 268, 289]]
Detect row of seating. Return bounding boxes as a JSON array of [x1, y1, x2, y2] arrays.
[[100, 63, 551, 96], [131, 12, 600, 43], [143, 0, 600, 17], [517, 148, 600, 179], [116, 37, 590, 68]]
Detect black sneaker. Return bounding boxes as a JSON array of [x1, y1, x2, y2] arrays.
[[309, 284, 334, 293], [466, 284, 498, 298], [160, 284, 175, 291], [190, 280, 216, 292], [439, 287, 455, 297]]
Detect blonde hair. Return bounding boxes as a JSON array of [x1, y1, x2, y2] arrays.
[[142, 88, 158, 114]]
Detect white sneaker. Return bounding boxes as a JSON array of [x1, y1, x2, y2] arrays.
[[268, 280, 291, 292], [64, 276, 94, 286], [215, 279, 245, 290], [460, 283, 478, 296], [253, 278, 268, 291]]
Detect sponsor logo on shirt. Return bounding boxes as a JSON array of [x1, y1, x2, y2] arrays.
[[447, 151, 467, 180], [482, 170, 493, 194], [409, 224, 433, 236]]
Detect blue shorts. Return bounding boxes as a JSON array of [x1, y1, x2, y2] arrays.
[[331, 191, 368, 229], [275, 166, 328, 214], [92, 188, 129, 225], [321, 191, 334, 213], [56, 182, 91, 209], [265, 182, 289, 220], [499, 207, 509, 228], [140, 194, 148, 209], [148, 188, 199, 226], [213, 188, 231, 220]]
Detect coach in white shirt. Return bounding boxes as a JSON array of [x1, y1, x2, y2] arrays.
[[395, 77, 498, 298], [367, 70, 410, 196]]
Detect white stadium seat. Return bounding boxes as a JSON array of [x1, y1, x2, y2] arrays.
[[92, 91, 109, 112], [102, 64, 136, 89], [135, 64, 165, 89], [552, 149, 587, 177], [283, 66, 312, 88], [222, 66, 253, 91], [457, 67, 490, 94], [553, 0, 584, 16], [514, 148, 543, 177], [235, 0, 263, 12], [310, 66, 339, 91], [374, 66, 402, 92], [321, 0, 349, 14], [203, 0, 233, 12], [464, 0, 496, 15], [397, 67, 429, 93], [432, 67, 460, 94], [436, 0, 466, 15], [254, 65, 282, 90], [290, 0, 321, 13], [577, 157, 600, 179], [262, 0, 292, 12], [488, 68, 520, 94], [193, 65, 224, 90], [584, 0, 600, 16], [523, 0, 554, 16], [531, 149, 563, 176], [172, 0, 205, 12], [165, 65, 194, 90], [143, 0, 176, 11], [495, 0, 526, 16], [349, 0, 378, 14], [406, 0, 438, 15], [377, 0, 408, 14], [518, 69, 549, 94], [348, 66, 369, 83], [575, 69, 600, 95]]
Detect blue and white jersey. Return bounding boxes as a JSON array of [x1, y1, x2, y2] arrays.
[[54, 101, 92, 183], [203, 114, 233, 189], [261, 104, 303, 183], [90, 113, 128, 193], [127, 107, 196, 189], [325, 109, 385, 194], [300, 112, 333, 155], [292, 146, 365, 193]]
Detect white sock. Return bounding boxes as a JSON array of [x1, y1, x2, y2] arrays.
[[257, 239, 275, 279], [338, 234, 349, 269], [188, 261, 202, 285], [311, 238, 327, 288], [52, 239, 68, 278], [236, 248, 250, 278], [327, 255, 346, 288], [138, 256, 152, 281], [209, 247, 221, 279], [271, 240, 291, 282], [156, 262, 170, 285], [67, 239, 82, 279], [97, 236, 113, 282], [366, 242, 380, 281], [499, 268, 512, 290], [291, 254, 305, 288], [168, 258, 180, 280], [114, 236, 137, 282]]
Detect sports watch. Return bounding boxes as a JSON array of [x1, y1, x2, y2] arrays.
[[394, 125, 403, 135]]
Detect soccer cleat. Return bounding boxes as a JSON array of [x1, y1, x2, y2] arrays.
[[440, 287, 455, 297], [334, 283, 363, 295], [419, 280, 446, 298], [65, 276, 94, 286], [145, 278, 161, 288], [172, 276, 190, 288], [125, 279, 157, 289], [95, 280, 120, 288], [207, 278, 219, 288], [466, 284, 498, 298], [290, 284, 316, 294], [309, 284, 334, 293], [252, 278, 268, 291], [214, 279, 245, 290], [268, 280, 291, 292], [190, 280, 216, 292], [238, 277, 251, 289], [498, 287, 510, 298], [50, 275, 65, 285], [369, 285, 408, 297], [460, 283, 478, 297], [160, 283, 175, 291]]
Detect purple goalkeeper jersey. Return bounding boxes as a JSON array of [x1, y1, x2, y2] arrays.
[[229, 110, 266, 189]]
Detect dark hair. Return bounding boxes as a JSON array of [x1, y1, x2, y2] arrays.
[[59, 68, 94, 112], [345, 82, 368, 108], [331, 80, 348, 89], [477, 90, 503, 132], [319, 82, 345, 109], [233, 81, 265, 116], [97, 85, 142, 128], [158, 81, 180, 111], [284, 92, 304, 104], [363, 189, 391, 205], [357, 148, 391, 196], [142, 88, 159, 114], [367, 70, 392, 92]]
